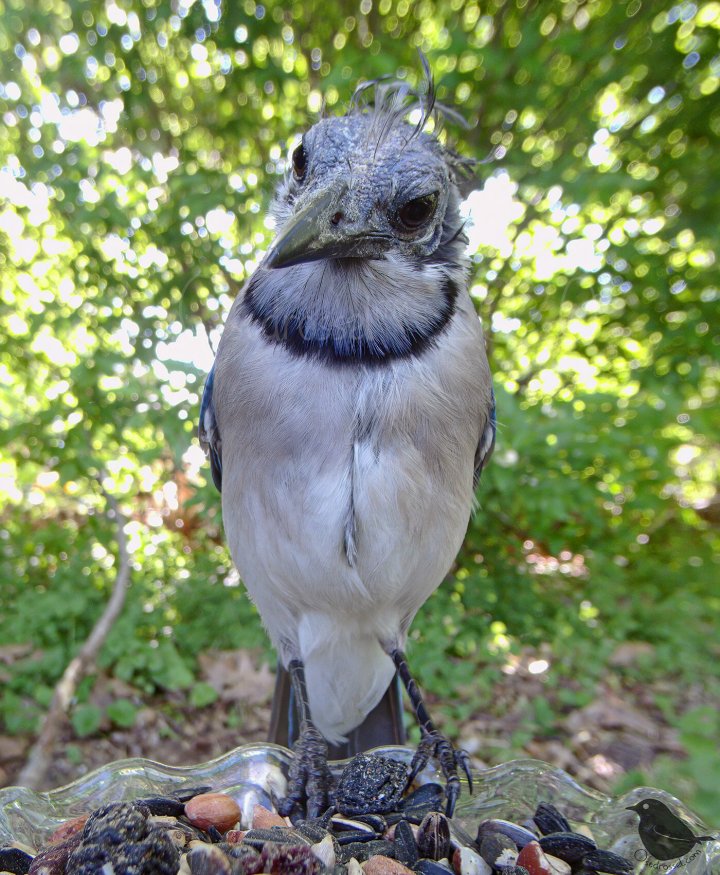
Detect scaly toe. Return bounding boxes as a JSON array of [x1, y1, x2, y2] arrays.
[[279, 725, 332, 819], [409, 730, 472, 817]]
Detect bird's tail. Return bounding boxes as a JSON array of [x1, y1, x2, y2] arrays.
[[269, 665, 406, 758], [268, 613, 405, 751]]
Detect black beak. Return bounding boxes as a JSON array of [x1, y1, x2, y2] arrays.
[[264, 182, 392, 269]]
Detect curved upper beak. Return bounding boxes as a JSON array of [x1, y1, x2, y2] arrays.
[[264, 181, 392, 269]]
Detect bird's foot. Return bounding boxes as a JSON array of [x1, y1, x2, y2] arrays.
[[408, 730, 473, 818], [278, 723, 333, 820]]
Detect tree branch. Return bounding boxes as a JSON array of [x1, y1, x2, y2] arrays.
[[16, 487, 131, 790]]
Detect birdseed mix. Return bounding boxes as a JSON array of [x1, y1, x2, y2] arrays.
[[0, 753, 634, 875]]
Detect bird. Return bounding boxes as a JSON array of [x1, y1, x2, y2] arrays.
[[199, 65, 495, 819], [626, 798, 715, 861]]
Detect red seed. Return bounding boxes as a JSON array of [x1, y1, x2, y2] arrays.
[[251, 803, 287, 828], [516, 841, 553, 875], [29, 832, 83, 874], [184, 792, 241, 834], [362, 855, 414, 875], [48, 815, 88, 845]]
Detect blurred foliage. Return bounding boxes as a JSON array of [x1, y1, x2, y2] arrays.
[[0, 0, 718, 816], [614, 704, 720, 823]]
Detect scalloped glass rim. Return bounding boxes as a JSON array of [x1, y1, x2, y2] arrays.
[[1, 744, 718, 873]]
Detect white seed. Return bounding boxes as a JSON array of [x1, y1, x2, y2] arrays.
[[458, 846, 492, 875], [311, 834, 336, 869], [546, 853, 572, 875]]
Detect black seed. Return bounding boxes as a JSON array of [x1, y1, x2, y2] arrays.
[[478, 833, 518, 868], [337, 830, 379, 846], [172, 785, 214, 803], [207, 825, 224, 843], [401, 783, 447, 825], [402, 784, 445, 812], [352, 814, 388, 833], [134, 795, 186, 817], [338, 839, 395, 864], [413, 859, 454, 875], [416, 812, 451, 862], [533, 802, 571, 835], [581, 848, 634, 874], [405, 810, 433, 826], [477, 819, 538, 849], [296, 822, 331, 843], [394, 819, 420, 867], [0, 847, 33, 875], [539, 832, 597, 863], [330, 817, 376, 835], [241, 827, 311, 848]]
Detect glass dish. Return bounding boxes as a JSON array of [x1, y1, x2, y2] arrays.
[[1, 745, 717, 873]]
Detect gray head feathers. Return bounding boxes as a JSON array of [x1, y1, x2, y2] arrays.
[[249, 61, 477, 365], [344, 56, 476, 185], [269, 61, 474, 257]]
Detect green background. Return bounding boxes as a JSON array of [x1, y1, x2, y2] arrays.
[[1, 0, 718, 819]]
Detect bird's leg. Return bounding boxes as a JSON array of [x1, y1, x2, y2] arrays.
[[389, 648, 473, 818], [277, 659, 333, 820]]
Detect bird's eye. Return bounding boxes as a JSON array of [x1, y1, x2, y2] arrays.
[[292, 141, 307, 182], [394, 192, 439, 232]]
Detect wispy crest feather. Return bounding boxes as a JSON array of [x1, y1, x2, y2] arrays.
[[345, 54, 477, 187], [346, 53, 471, 148]]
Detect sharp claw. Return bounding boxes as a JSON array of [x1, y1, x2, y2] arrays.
[[407, 761, 423, 786], [445, 780, 459, 818], [408, 738, 432, 786], [458, 750, 473, 794]]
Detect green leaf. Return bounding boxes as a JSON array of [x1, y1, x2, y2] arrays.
[[71, 704, 103, 738], [65, 744, 84, 766], [106, 699, 139, 729], [189, 682, 219, 709]]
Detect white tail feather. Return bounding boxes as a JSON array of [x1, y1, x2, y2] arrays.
[[298, 612, 396, 745]]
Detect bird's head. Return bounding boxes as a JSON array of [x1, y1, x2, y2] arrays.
[[627, 799, 671, 816], [245, 64, 476, 363], [265, 69, 471, 272]]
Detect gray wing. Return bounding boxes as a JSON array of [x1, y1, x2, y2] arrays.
[[474, 389, 496, 488], [199, 364, 222, 492]]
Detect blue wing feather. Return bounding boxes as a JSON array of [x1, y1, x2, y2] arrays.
[[199, 364, 223, 492], [474, 389, 496, 488]]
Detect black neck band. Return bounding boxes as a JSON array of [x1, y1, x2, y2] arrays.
[[242, 274, 459, 367]]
